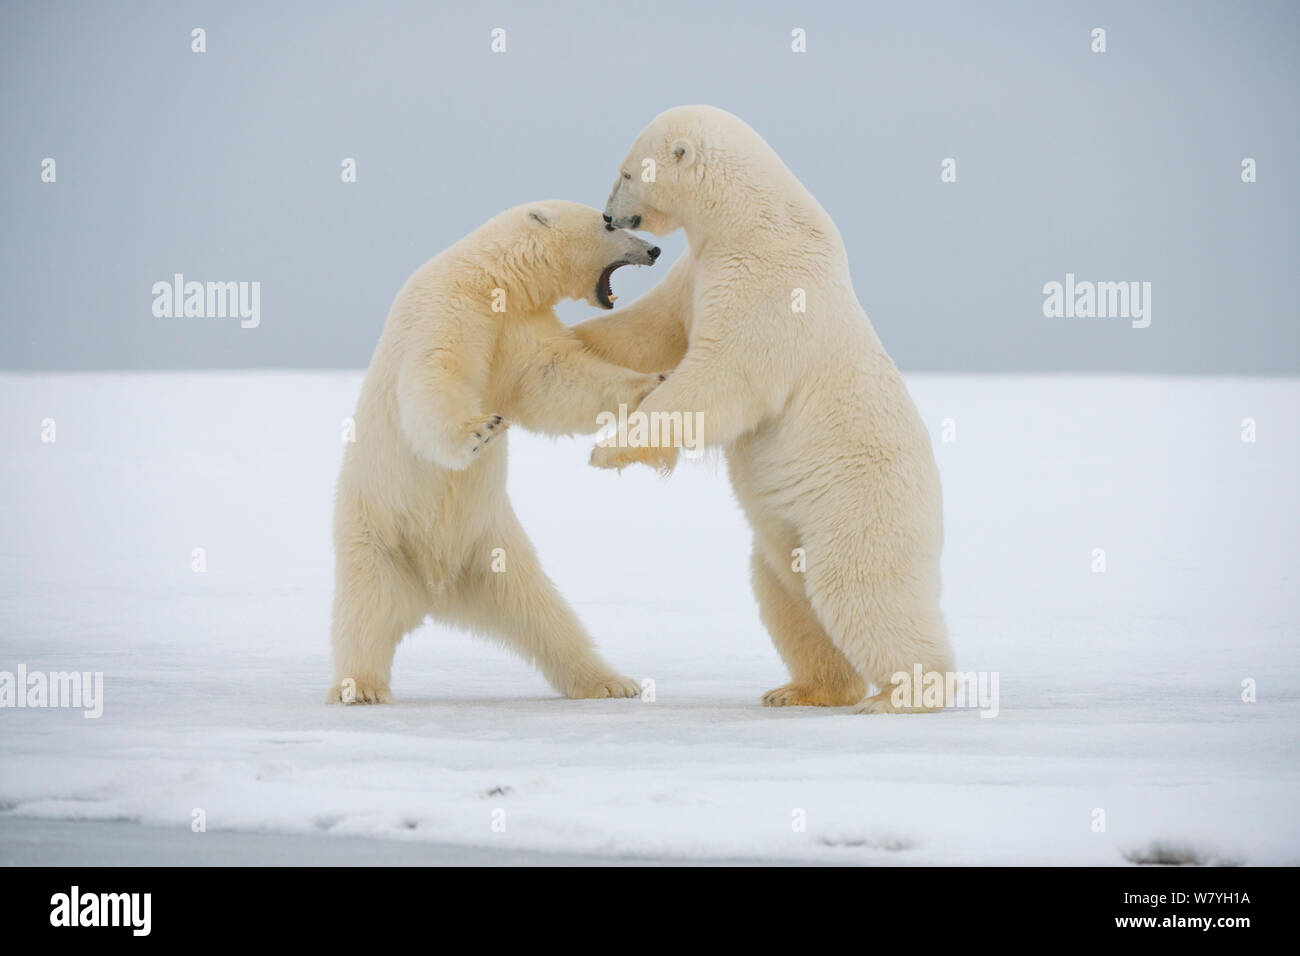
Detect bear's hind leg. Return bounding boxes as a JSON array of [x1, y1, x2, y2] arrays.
[[752, 549, 865, 707], [440, 517, 640, 700], [328, 539, 430, 704], [804, 553, 954, 716]]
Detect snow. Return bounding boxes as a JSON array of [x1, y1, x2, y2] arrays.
[[1, 372, 1297, 864]]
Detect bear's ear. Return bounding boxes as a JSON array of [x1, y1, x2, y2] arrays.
[[670, 138, 697, 169], [526, 208, 552, 228]]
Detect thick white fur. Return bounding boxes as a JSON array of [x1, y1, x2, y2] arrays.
[[329, 201, 663, 704], [576, 106, 955, 714]]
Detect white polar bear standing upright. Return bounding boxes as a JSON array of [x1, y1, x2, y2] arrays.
[[329, 200, 664, 704], [576, 106, 955, 714]]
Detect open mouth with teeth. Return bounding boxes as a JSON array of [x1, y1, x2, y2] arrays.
[[595, 261, 631, 310]]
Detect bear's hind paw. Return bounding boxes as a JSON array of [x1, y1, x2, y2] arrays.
[[327, 679, 393, 705], [566, 674, 642, 700], [852, 689, 944, 715], [762, 682, 859, 707]]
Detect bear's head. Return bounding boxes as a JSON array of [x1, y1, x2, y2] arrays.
[[519, 200, 660, 310], [602, 105, 763, 237]]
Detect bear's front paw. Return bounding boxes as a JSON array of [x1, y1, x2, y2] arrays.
[[589, 440, 679, 474], [327, 678, 392, 705], [461, 414, 507, 461]]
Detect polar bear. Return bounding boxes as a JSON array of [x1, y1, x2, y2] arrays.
[[576, 106, 955, 714], [328, 200, 664, 704]]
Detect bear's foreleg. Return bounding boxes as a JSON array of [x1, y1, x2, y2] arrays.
[[507, 341, 665, 437], [396, 352, 507, 470], [589, 323, 778, 473], [571, 253, 692, 373], [572, 309, 688, 375]]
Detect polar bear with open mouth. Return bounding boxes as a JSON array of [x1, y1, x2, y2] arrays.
[[329, 201, 663, 704]]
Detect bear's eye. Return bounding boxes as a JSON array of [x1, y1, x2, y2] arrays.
[[622, 172, 631, 180]]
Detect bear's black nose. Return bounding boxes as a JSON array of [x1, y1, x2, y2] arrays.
[[648, 246, 661, 260], [602, 214, 612, 223]]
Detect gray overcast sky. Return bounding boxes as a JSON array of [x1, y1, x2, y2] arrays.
[[1, 0, 1297, 373]]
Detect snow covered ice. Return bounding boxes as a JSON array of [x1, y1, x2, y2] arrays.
[[0, 372, 1296, 864]]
